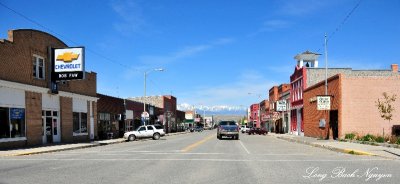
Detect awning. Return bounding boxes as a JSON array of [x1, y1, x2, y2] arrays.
[[184, 119, 194, 123]]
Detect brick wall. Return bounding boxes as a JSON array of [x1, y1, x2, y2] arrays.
[[0, 29, 97, 98], [60, 96, 73, 143], [303, 75, 342, 138], [25, 91, 43, 146], [341, 76, 400, 137]]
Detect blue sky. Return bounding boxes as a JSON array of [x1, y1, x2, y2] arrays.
[[1, 0, 399, 111]]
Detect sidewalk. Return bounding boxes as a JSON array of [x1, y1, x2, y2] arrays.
[[269, 133, 400, 160], [0, 131, 188, 157]]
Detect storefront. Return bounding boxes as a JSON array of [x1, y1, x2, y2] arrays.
[[0, 29, 98, 149]]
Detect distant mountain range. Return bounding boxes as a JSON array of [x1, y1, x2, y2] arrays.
[[177, 103, 247, 115]]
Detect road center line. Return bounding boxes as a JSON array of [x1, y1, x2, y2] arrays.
[[181, 134, 215, 152], [239, 140, 250, 154]]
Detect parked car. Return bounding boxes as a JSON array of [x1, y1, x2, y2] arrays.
[[194, 126, 204, 132], [240, 125, 250, 133], [124, 125, 165, 141], [248, 127, 268, 135], [217, 120, 239, 140]]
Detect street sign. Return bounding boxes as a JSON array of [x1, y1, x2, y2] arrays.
[[317, 96, 331, 110], [141, 111, 149, 118]]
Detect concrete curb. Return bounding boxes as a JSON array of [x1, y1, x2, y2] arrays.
[[3, 144, 100, 157], [275, 136, 385, 158], [2, 132, 189, 157]]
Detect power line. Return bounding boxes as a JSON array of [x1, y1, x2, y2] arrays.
[[0, 1, 139, 72], [316, 0, 362, 52]]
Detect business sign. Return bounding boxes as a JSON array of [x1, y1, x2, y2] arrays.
[[317, 96, 331, 110], [52, 47, 85, 81], [10, 108, 25, 120], [276, 100, 287, 112], [185, 113, 194, 120]]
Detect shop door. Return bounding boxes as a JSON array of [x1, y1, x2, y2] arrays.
[[42, 110, 60, 144]]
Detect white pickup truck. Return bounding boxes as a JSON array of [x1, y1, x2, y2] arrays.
[[123, 125, 165, 141]]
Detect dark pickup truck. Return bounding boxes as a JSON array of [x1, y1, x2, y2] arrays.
[[217, 121, 239, 140]]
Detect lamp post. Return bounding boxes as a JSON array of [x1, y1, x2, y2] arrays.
[[143, 68, 164, 125]]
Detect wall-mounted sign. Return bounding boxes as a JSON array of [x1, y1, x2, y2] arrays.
[[10, 108, 25, 120], [276, 100, 287, 112], [317, 96, 331, 110], [52, 47, 85, 81]]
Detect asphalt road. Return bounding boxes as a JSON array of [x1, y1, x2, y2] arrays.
[[0, 130, 399, 184]]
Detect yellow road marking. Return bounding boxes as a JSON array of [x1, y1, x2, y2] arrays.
[[182, 134, 215, 152]]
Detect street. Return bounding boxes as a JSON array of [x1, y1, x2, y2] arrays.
[[0, 130, 399, 184]]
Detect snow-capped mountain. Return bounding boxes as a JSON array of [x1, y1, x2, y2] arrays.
[[177, 103, 247, 115]]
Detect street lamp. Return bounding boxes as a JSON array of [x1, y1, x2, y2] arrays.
[[143, 68, 164, 125]]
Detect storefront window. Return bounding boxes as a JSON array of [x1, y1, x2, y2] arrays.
[[73, 112, 88, 134], [0, 107, 26, 139]]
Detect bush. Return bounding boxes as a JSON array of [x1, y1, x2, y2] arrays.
[[375, 136, 385, 143], [345, 133, 356, 140], [396, 137, 400, 145], [361, 134, 376, 142]]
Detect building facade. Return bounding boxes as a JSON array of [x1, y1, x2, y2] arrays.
[[249, 104, 260, 128], [276, 84, 291, 134], [290, 51, 321, 136], [0, 29, 97, 148], [304, 65, 400, 139], [97, 94, 125, 139]]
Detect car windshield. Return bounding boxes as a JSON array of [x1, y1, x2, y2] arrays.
[[219, 121, 236, 126]]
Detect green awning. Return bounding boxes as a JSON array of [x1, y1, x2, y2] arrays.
[[184, 119, 194, 123]]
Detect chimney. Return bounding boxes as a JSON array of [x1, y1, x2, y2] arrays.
[[391, 64, 398, 73]]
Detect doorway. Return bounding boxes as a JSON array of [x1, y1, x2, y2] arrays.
[[42, 110, 60, 144], [330, 110, 338, 140]]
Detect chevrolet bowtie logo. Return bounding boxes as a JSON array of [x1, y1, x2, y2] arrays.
[[56, 52, 79, 62]]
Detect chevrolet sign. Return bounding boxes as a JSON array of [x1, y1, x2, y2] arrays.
[[52, 47, 85, 81]]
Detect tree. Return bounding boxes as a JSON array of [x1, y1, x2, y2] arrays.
[[376, 92, 397, 137]]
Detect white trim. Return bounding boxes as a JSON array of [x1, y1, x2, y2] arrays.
[[0, 79, 98, 102], [0, 137, 27, 143]]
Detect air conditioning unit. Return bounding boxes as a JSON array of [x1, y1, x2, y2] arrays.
[[116, 114, 122, 121]]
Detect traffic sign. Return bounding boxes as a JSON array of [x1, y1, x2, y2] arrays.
[[141, 111, 149, 118]]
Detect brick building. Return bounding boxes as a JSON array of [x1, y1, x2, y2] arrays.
[[0, 29, 97, 148], [276, 84, 291, 134], [249, 104, 260, 128], [97, 94, 125, 139], [128, 95, 177, 133], [259, 100, 269, 129], [268, 86, 279, 132], [303, 64, 400, 139]]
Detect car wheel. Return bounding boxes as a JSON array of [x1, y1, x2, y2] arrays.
[[153, 133, 160, 140], [236, 136, 239, 140], [128, 135, 136, 141]]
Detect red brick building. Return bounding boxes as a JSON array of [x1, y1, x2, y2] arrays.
[[304, 65, 400, 139], [249, 104, 260, 127], [0, 29, 97, 148], [97, 94, 125, 139], [259, 99, 269, 128]]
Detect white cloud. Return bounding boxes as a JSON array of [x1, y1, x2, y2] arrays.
[[178, 70, 276, 107], [248, 19, 292, 37], [111, 0, 146, 36], [277, 0, 333, 16]]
